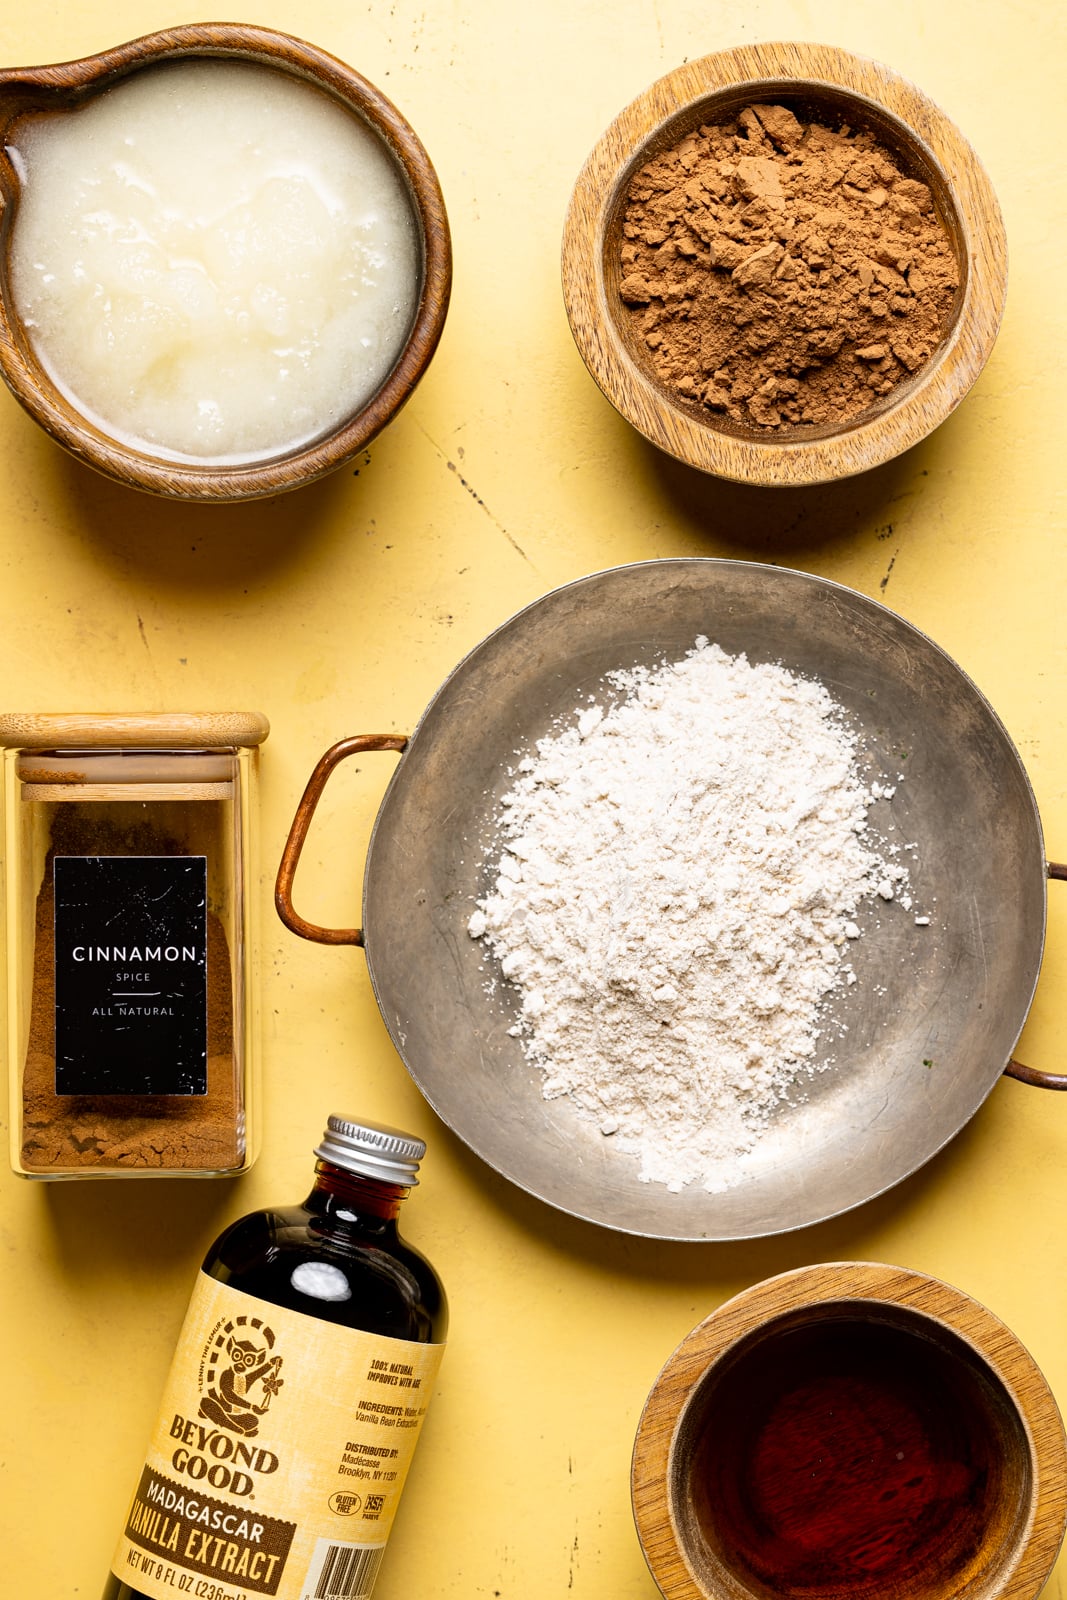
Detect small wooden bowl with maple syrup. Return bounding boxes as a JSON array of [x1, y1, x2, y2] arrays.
[[562, 42, 1007, 486], [0, 23, 451, 500], [632, 1263, 1067, 1600]]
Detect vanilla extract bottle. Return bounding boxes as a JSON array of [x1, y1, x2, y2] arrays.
[[103, 1115, 447, 1600]]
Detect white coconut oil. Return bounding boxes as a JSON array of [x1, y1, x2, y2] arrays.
[[7, 59, 421, 464]]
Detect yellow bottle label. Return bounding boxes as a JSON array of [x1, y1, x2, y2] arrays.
[[110, 1270, 445, 1600]]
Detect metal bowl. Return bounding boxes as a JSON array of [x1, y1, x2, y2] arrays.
[[278, 560, 1059, 1239]]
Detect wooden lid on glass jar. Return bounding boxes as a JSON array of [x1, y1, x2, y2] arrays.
[[0, 712, 270, 749]]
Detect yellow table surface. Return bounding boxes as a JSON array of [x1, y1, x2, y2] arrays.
[[2, 2, 1066, 1595]]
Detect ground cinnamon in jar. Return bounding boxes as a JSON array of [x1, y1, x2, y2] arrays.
[[619, 103, 960, 429], [1, 712, 267, 1178], [20, 812, 239, 1173]]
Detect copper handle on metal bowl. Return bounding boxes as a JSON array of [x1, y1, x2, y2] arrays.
[[275, 734, 408, 947], [1003, 861, 1067, 1090]]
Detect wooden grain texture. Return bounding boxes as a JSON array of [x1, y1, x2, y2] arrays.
[[0, 710, 270, 747], [0, 23, 451, 501], [632, 1263, 1067, 1600], [562, 42, 1008, 486], [17, 783, 234, 801]]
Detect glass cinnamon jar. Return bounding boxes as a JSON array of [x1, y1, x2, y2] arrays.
[[0, 711, 268, 1177]]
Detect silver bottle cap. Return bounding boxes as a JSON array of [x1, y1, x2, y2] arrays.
[[315, 1114, 425, 1187]]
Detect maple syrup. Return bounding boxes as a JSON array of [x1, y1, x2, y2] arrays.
[[686, 1311, 1026, 1599]]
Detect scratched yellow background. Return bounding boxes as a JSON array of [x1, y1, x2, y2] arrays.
[[1, 2, 1066, 1596]]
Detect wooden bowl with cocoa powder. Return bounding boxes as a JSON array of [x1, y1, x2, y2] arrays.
[[562, 43, 1007, 486]]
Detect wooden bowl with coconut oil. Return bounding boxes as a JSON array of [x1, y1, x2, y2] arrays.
[[0, 23, 451, 501], [562, 42, 1007, 486]]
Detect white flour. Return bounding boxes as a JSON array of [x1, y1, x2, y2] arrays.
[[468, 638, 911, 1192]]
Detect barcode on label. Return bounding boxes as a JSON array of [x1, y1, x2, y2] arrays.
[[303, 1539, 386, 1600]]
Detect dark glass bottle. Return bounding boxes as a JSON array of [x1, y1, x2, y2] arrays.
[[104, 1115, 447, 1600]]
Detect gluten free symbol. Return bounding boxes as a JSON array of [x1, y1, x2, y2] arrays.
[[329, 1492, 362, 1515]]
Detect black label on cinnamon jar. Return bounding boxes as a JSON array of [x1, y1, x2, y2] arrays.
[[53, 855, 208, 1095]]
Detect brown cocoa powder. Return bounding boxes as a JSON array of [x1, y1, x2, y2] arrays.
[[19, 811, 239, 1173], [619, 103, 960, 429]]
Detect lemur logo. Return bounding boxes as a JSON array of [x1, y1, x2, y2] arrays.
[[199, 1312, 285, 1437]]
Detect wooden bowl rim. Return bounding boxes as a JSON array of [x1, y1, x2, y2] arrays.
[[631, 1262, 1067, 1600], [562, 41, 1008, 486], [0, 22, 452, 501]]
